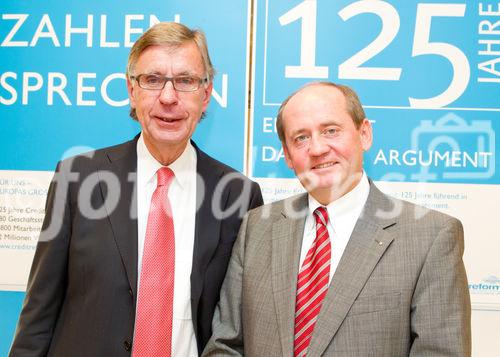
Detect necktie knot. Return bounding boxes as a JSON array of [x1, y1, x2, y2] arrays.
[[314, 206, 329, 227], [157, 167, 174, 188]]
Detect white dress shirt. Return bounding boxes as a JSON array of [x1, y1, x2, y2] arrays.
[[136, 135, 198, 357], [299, 172, 370, 285]]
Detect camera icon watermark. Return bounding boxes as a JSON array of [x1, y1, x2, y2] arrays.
[[410, 113, 495, 182]]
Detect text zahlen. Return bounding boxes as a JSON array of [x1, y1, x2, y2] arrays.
[[1, 14, 167, 48]]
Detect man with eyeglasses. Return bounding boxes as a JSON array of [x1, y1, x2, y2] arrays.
[[9, 22, 263, 357]]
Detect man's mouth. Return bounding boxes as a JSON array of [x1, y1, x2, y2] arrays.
[[156, 116, 182, 123], [313, 162, 335, 169]]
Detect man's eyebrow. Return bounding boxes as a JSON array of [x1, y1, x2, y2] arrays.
[[289, 121, 339, 135], [289, 128, 308, 137], [141, 70, 196, 76], [318, 119, 340, 127], [141, 70, 163, 75], [173, 70, 194, 76]]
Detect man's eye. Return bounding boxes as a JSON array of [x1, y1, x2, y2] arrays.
[[144, 75, 162, 84], [176, 76, 196, 85], [324, 128, 337, 135], [295, 135, 308, 143]]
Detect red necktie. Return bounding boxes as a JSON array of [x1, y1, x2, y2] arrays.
[[133, 167, 175, 357], [293, 206, 331, 357]]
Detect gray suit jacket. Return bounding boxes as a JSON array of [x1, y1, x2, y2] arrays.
[[203, 182, 471, 356]]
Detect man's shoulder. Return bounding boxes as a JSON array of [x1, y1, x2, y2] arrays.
[[247, 193, 308, 222], [194, 143, 254, 183], [367, 181, 462, 229], [56, 136, 138, 173]]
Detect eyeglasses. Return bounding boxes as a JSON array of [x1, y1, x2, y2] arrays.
[[130, 74, 208, 92]]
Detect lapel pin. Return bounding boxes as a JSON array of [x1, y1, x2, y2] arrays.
[[375, 239, 383, 246]]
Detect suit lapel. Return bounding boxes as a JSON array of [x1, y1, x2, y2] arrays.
[[98, 137, 139, 298], [190, 145, 224, 333], [307, 184, 397, 357], [271, 194, 308, 357]]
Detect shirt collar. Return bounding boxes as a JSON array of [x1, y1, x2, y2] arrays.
[[137, 134, 195, 189], [307, 171, 370, 222]]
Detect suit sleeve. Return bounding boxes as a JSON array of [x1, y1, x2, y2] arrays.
[[409, 217, 471, 357], [9, 161, 72, 357], [248, 181, 264, 211], [202, 212, 250, 357]]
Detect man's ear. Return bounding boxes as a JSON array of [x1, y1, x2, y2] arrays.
[[201, 81, 213, 111], [359, 118, 373, 152], [127, 77, 136, 109], [283, 142, 294, 170]]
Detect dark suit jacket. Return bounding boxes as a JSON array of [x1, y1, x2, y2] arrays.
[[9, 136, 263, 357]]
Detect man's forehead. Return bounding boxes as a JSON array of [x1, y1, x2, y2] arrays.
[[138, 42, 197, 58], [291, 84, 343, 103], [135, 42, 204, 71], [287, 117, 340, 132], [284, 85, 346, 116]]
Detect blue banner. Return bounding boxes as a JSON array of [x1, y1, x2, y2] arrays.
[[251, 0, 499, 184]]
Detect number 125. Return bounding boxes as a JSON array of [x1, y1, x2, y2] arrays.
[[279, 0, 469, 108]]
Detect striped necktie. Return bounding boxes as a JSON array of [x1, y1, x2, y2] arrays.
[[293, 206, 331, 357]]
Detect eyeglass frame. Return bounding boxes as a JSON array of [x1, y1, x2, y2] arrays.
[[129, 73, 209, 92]]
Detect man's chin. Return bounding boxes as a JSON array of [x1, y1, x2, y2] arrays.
[[298, 171, 363, 201], [297, 171, 337, 190], [149, 128, 190, 144]]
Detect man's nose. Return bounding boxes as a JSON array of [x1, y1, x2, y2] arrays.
[[309, 136, 329, 156], [158, 81, 178, 105]]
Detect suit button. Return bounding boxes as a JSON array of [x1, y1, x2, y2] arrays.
[[123, 339, 132, 351], [128, 289, 133, 297]]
